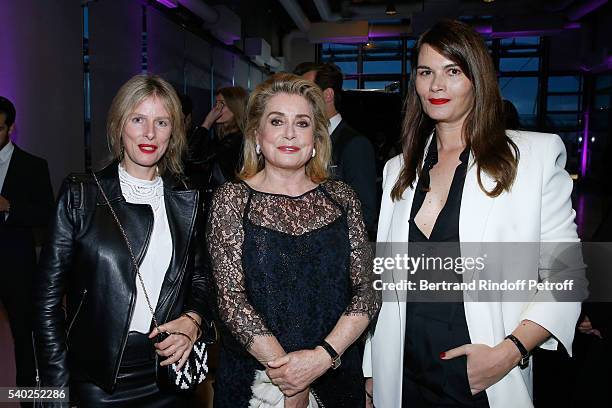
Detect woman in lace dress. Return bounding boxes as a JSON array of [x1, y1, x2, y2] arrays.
[[34, 75, 209, 406], [207, 73, 380, 407]]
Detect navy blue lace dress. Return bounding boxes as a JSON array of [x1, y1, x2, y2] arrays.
[[207, 180, 379, 407]]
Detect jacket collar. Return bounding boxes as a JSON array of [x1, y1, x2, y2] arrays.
[[94, 162, 188, 204]]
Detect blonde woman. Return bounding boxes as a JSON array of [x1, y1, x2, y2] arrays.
[[34, 74, 209, 406], [207, 73, 380, 407]]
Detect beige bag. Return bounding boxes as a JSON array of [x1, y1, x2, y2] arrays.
[[248, 370, 319, 408]]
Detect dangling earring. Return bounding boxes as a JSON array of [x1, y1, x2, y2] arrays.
[[256, 144, 261, 155], [120, 144, 125, 159], [312, 148, 316, 158]]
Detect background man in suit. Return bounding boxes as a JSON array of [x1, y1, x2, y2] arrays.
[[299, 63, 378, 237], [0, 96, 54, 390]]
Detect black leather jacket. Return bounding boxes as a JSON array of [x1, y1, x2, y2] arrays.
[[33, 163, 209, 392]]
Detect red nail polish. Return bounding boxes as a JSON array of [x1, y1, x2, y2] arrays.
[[440, 352, 446, 358]]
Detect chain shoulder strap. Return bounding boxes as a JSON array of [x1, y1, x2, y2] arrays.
[[91, 171, 161, 330]]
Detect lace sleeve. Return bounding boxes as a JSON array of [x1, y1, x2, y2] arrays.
[[206, 183, 273, 349], [328, 181, 381, 320]]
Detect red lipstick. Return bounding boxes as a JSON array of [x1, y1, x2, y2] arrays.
[[138, 144, 158, 154], [429, 98, 450, 105], [278, 145, 301, 153]]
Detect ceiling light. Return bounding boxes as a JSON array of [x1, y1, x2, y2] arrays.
[[385, 3, 398, 15], [156, 0, 178, 8]]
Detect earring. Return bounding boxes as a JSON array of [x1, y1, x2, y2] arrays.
[[256, 144, 261, 155], [312, 148, 316, 158], [120, 144, 125, 159]]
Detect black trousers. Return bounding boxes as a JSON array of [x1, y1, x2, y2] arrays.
[[71, 332, 190, 407], [402, 302, 489, 408], [0, 237, 37, 389]]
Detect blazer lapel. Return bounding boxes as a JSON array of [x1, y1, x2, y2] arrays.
[[459, 155, 496, 242], [1, 145, 21, 197]]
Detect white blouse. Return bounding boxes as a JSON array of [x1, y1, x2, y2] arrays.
[[118, 165, 172, 333]]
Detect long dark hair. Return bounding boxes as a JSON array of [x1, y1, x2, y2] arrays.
[[391, 20, 519, 201]]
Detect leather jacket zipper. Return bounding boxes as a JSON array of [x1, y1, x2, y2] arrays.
[[113, 204, 154, 386], [32, 332, 41, 387], [65, 289, 88, 344], [311, 388, 325, 407], [162, 193, 198, 324]]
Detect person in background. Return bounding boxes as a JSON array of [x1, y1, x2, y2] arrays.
[[502, 99, 521, 130], [298, 63, 378, 238], [0, 96, 54, 401], [364, 20, 584, 408], [34, 75, 209, 406], [186, 86, 248, 206]]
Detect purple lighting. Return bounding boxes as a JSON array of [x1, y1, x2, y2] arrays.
[[563, 22, 582, 30], [567, 0, 608, 21], [581, 111, 589, 178], [474, 25, 493, 35], [156, 0, 178, 8]]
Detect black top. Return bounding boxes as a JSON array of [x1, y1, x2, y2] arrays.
[[403, 139, 489, 407], [207, 180, 379, 407], [185, 127, 243, 192], [409, 138, 470, 242], [330, 120, 378, 236]]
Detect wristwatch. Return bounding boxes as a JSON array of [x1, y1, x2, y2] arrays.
[[505, 334, 530, 369], [319, 340, 341, 369]]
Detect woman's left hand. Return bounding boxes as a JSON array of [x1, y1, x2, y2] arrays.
[[148, 313, 201, 370], [441, 341, 521, 395], [266, 347, 331, 397]]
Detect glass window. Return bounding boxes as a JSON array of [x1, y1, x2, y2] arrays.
[[363, 60, 401, 74], [596, 74, 612, 91], [545, 113, 581, 130], [499, 76, 539, 116], [548, 76, 581, 93], [343, 80, 358, 90], [506, 48, 538, 54], [364, 80, 400, 92], [594, 94, 611, 110], [500, 36, 540, 46], [333, 61, 357, 75], [499, 57, 539, 72], [547, 95, 580, 112]]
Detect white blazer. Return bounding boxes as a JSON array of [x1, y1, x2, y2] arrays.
[[363, 130, 583, 408]]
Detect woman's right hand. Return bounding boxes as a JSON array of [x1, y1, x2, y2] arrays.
[[365, 378, 374, 408], [202, 101, 224, 129], [284, 387, 310, 408]]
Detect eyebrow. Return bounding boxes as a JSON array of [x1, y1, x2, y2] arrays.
[[266, 111, 312, 120], [131, 112, 171, 120], [416, 63, 460, 70]]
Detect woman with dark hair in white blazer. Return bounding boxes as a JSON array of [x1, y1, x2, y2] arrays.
[[363, 20, 584, 408]]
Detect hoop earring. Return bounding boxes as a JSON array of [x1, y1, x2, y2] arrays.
[[311, 148, 316, 158], [256, 144, 261, 155]]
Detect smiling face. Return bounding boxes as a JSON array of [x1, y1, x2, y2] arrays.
[[415, 44, 474, 127], [121, 96, 172, 180], [256, 93, 315, 173]]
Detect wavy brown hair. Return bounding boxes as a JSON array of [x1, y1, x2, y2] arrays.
[[391, 19, 519, 201], [239, 73, 331, 183], [216, 86, 248, 137], [107, 74, 186, 176]]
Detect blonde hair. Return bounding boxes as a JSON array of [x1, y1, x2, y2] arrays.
[[239, 73, 331, 183], [107, 74, 186, 176], [216, 86, 248, 137]]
